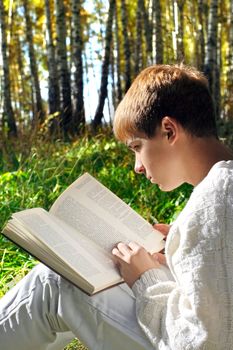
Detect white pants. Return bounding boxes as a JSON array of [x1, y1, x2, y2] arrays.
[[0, 263, 154, 350]]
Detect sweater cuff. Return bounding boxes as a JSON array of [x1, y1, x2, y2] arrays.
[[132, 267, 170, 297]]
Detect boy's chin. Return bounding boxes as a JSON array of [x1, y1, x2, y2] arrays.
[[158, 181, 183, 192]]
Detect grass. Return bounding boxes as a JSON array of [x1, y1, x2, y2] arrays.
[[0, 130, 192, 349]]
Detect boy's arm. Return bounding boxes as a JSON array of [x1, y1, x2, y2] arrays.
[[131, 208, 229, 350], [114, 205, 230, 349]]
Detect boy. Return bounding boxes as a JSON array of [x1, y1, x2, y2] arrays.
[[1, 63, 233, 350]]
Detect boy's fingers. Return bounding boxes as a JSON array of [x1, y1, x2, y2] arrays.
[[153, 223, 171, 236], [112, 247, 124, 259], [128, 241, 141, 251], [152, 252, 167, 265]]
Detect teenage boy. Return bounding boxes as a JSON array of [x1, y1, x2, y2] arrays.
[[1, 63, 233, 350]]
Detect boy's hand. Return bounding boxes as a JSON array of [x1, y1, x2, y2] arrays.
[[152, 223, 171, 266], [153, 223, 171, 238], [112, 242, 160, 288]]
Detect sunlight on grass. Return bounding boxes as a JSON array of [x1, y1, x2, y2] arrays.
[[64, 339, 88, 350]]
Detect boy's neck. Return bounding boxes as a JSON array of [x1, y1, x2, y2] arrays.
[[182, 136, 233, 186]]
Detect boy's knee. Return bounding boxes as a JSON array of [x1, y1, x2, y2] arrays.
[[29, 263, 60, 285]]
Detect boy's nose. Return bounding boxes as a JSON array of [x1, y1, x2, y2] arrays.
[[134, 158, 145, 174]]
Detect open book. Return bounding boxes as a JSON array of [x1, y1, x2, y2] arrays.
[[2, 173, 165, 295]]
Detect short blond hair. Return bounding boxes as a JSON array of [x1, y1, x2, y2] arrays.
[[113, 64, 217, 142]]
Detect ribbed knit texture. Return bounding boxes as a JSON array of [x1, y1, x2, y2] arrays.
[[132, 160, 233, 350]]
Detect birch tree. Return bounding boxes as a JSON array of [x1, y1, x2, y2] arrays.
[[92, 0, 115, 129], [140, 0, 152, 64], [23, 0, 44, 125], [152, 0, 163, 63], [135, 0, 143, 74], [71, 0, 85, 132], [204, 0, 219, 117], [121, 0, 131, 92], [45, 0, 60, 134], [115, 2, 122, 104], [173, 0, 185, 61], [55, 0, 72, 136], [197, 0, 205, 70], [0, 0, 17, 136], [224, 0, 233, 119]]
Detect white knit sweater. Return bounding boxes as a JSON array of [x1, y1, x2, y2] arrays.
[[132, 160, 233, 350]]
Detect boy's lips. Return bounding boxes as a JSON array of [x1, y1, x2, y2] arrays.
[[147, 175, 154, 182]]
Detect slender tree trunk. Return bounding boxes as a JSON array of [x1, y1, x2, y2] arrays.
[[23, 0, 44, 125], [121, 0, 131, 92], [228, 0, 233, 112], [0, 0, 17, 136], [110, 44, 116, 111], [172, 0, 185, 61], [223, 0, 233, 120], [204, 0, 219, 118], [45, 0, 60, 135], [92, 0, 115, 129], [152, 0, 163, 63], [177, 0, 185, 61], [197, 0, 205, 70], [71, 0, 85, 133], [140, 0, 153, 64], [55, 0, 72, 136], [115, 3, 122, 104], [228, 0, 233, 78], [15, 34, 28, 129], [135, 0, 143, 75]]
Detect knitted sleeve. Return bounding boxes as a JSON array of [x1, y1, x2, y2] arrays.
[[132, 198, 233, 350]]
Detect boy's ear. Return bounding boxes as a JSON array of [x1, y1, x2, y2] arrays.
[[161, 116, 179, 143]]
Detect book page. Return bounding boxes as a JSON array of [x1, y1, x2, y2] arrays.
[[50, 173, 165, 254], [8, 208, 122, 292]]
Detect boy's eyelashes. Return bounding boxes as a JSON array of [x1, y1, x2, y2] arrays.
[[129, 144, 141, 152]]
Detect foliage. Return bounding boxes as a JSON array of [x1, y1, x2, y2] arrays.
[[1, 0, 233, 135]]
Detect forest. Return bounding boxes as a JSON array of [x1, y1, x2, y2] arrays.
[[1, 0, 233, 349], [0, 0, 233, 140]]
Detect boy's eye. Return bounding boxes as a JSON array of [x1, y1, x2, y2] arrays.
[[132, 144, 141, 152]]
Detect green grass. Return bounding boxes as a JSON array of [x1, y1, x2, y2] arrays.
[[0, 131, 192, 349]]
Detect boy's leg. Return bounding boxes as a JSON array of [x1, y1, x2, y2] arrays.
[[0, 263, 154, 350], [47, 332, 76, 350]]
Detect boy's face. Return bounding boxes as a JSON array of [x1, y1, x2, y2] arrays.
[[126, 121, 185, 191]]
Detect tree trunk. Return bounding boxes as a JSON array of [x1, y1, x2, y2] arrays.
[[152, 0, 163, 63], [71, 0, 85, 133], [120, 0, 131, 92], [140, 0, 153, 65], [45, 0, 60, 135], [55, 0, 73, 136], [15, 34, 28, 130], [204, 0, 219, 118], [197, 0, 205, 70], [223, 0, 233, 120], [92, 0, 115, 130], [115, 2, 122, 104], [23, 0, 44, 125], [0, 0, 17, 136], [173, 0, 185, 61], [177, 0, 185, 61], [135, 0, 143, 75], [228, 0, 233, 78], [110, 43, 116, 111]]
